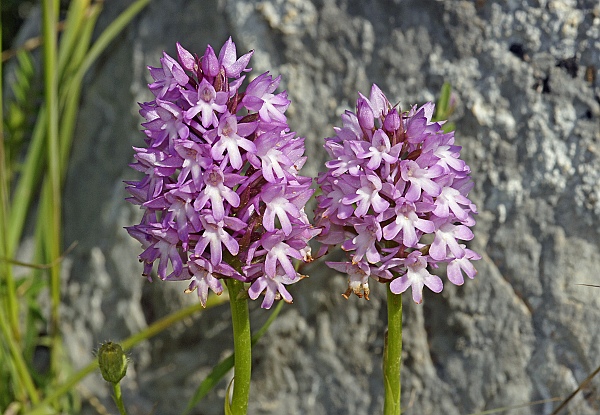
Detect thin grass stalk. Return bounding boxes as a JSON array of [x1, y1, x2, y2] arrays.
[[58, 4, 102, 169], [73, 0, 150, 83], [7, 106, 47, 252], [0, 331, 21, 404], [0, 1, 148, 407], [0, 0, 22, 344], [0, 318, 25, 404], [0, 302, 40, 405], [41, 0, 62, 379], [550, 364, 600, 415], [7, 2, 97, 251], [0, 339, 25, 405], [57, 0, 91, 80], [0, 0, 39, 404]]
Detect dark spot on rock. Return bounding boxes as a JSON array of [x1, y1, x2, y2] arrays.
[[556, 56, 578, 78], [533, 74, 551, 94], [509, 43, 528, 61]]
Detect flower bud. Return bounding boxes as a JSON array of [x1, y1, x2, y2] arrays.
[[202, 45, 220, 77], [383, 108, 400, 132], [357, 97, 374, 130], [177, 42, 197, 72], [98, 342, 128, 384]]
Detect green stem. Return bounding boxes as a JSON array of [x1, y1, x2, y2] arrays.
[[113, 382, 128, 415], [183, 301, 284, 415], [225, 279, 252, 415], [384, 288, 402, 415]]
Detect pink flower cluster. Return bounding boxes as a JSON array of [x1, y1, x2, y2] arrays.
[[126, 39, 318, 309], [315, 84, 479, 303]]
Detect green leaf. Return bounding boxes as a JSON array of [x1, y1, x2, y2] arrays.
[[435, 82, 452, 118], [432, 82, 456, 133], [224, 378, 235, 415], [442, 121, 456, 133]]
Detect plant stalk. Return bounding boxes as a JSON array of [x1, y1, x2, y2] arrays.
[[113, 382, 128, 415], [225, 279, 252, 415], [384, 289, 402, 415]]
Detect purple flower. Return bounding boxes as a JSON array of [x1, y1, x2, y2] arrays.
[[194, 165, 241, 220], [400, 159, 443, 201], [148, 52, 189, 99], [260, 230, 304, 279], [324, 140, 363, 176], [429, 221, 474, 261], [242, 73, 290, 126], [248, 128, 295, 183], [183, 257, 224, 307], [447, 247, 481, 285], [382, 199, 435, 247], [208, 113, 257, 169], [388, 252, 443, 304], [173, 140, 212, 187], [315, 84, 479, 303], [355, 129, 400, 171], [162, 183, 200, 248], [129, 146, 177, 199], [246, 264, 297, 309], [126, 39, 318, 309], [217, 37, 253, 78], [431, 184, 472, 221], [141, 224, 184, 280], [341, 216, 382, 264], [141, 99, 189, 151], [182, 78, 228, 128], [195, 214, 243, 266], [261, 183, 303, 235], [341, 173, 390, 217]]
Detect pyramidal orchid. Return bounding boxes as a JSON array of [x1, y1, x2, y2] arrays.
[[126, 38, 318, 309], [315, 84, 480, 304], [314, 84, 479, 415]]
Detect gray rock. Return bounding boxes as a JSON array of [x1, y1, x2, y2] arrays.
[[59, 0, 600, 414]]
